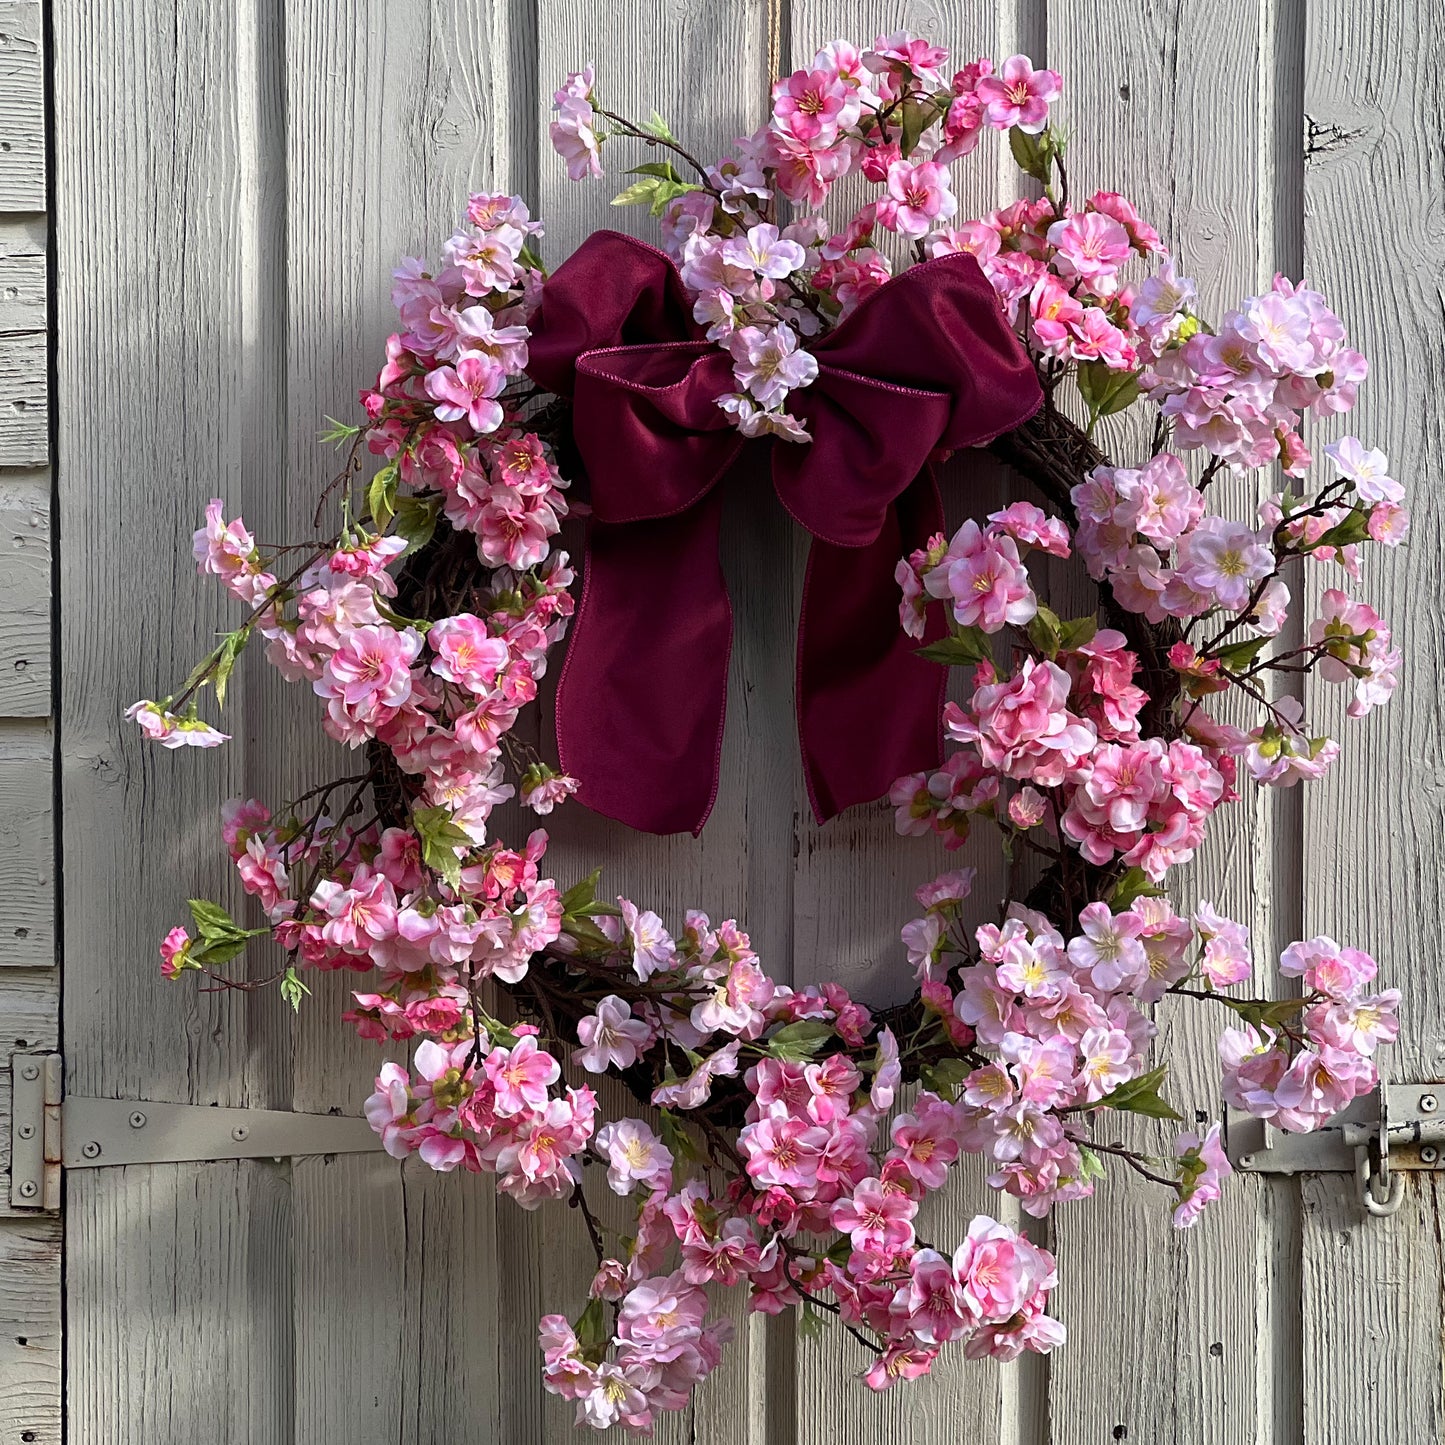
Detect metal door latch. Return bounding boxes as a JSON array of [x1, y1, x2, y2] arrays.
[[8, 1053, 386, 1211], [1230, 1080, 1444, 1217]]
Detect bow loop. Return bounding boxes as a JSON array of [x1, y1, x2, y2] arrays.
[[525, 230, 1042, 835]]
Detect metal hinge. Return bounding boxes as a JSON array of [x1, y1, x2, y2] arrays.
[[1231, 1080, 1444, 1217], [8, 1053, 386, 1212]]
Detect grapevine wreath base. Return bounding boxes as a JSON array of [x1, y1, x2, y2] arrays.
[[134, 33, 1406, 1435]]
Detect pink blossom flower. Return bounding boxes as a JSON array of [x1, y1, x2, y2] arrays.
[[890, 1107, 961, 1189], [1046, 212, 1132, 290], [1175, 517, 1274, 612], [953, 1214, 1053, 1322], [159, 925, 193, 979], [892, 1249, 971, 1345], [484, 1033, 559, 1117], [739, 1113, 828, 1192], [126, 700, 231, 750], [770, 67, 860, 145], [573, 994, 654, 1074], [424, 354, 507, 434], [728, 324, 818, 409], [987, 501, 1071, 558], [976, 54, 1062, 133], [923, 519, 1037, 631], [1172, 1124, 1232, 1228], [1275, 1047, 1374, 1129], [1067, 902, 1148, 993], [1075, 1025, 1133, 1101], [1194, 901, 1252, 988], [428, 613, 509, 692], [721, 222, 807, 279], [619, 898, 676, 979], [877, 160, 958, 240], [948, 659, 1096, 786], [831, 1176, 917, 1257], [595, 1118, 673, 1195]]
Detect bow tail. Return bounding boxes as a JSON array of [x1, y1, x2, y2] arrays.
[[554, 492, 732, 837], [795, 470, 948, 824]]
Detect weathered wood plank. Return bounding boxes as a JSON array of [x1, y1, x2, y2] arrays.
[[0, 216, 46, 331], [66, 1165, 293, 1445], [781, 5, 1044, 1441], [0, 473, 50, 716], [0, 2, 44, 212], [1298, 2, 1445, 1438], [280, 4, 509, 1440], [0, 722, 53, 967], [0, 1215, 61, 1445], [54, 0, 296, 1437], [1041, 4, 1301, 1442], [0, 331, 47, 466], [524, 5, 790, 1440]]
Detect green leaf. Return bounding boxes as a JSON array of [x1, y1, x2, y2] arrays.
[[411, 805, 474, 890], [658, 1108, 701, 1163], [900, 97, 930, 157], [390, 494, 442, 558], [319, 416, 364, 447], [611, 178, 662, 208], [1212, 635, 1271, 672], [575, 1297, 610, 1362], [373, 597, 432, 634], [1077, 360, 1143, 424], [626, 160, 683, 183], [915, 626, 993, 667], [212, 626, 251, 709], [561, 868, 604, 917], [1312, 506, 1371, 552], [642, 110, 678, 144], [1057, 614, 1099, 651], [766, 1020, 835, 1063], [797, 1301, 831, 1342], [919, 1056, 971, 1101], [1095, 1065, 1184, 1122], [186, 898, 241, 942], [279, 965, 311, 1012], [1077, 1144, 1106, 1183], [1108, 868, 1166, 911], [368, 462, 399, 529], [1009, 125, 1052, 183], [561, 914, 621, 957], [1026, 604, 1063, 658]]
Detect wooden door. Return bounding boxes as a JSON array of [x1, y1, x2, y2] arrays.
[[0, 1, 1437, 1442]]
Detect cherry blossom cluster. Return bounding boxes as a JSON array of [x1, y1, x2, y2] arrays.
[[551, 40, 1062, 439], [135, 34, 1407, 1436]]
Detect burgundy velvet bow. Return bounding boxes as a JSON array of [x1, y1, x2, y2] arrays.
[[526, 230, 1042, 836]]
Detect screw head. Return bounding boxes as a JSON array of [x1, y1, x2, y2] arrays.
[[231, 1125, 249, 1142], [17, 1180, 36, 1199], [81, 1141, 101, 1159], [19, 1063, 37, 1081], [1421, 1145, 1441, 1165], [16, 1123, 34, 1140], [1420, 1094, 1439, 1114], [128, 1111, 147, 1129]]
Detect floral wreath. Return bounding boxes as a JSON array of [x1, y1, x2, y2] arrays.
[[133, 33, 1406, 1435]]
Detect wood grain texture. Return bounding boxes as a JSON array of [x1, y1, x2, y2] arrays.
[[524, 7, 792, 1438], [0, 473, 50, 716], [1041, 4, 1304, 1442], [0, 2, 44, 211], [54, 1, 296, 1438], [0, 1215, 61, 1445], [0, 215, 46, 331], [0, 722, 53, 967], [0, 330, 47, 465], [1298, 2, 1445, 1439], [282, 4, 509, 1442], [783, 6, 1042, 1442]]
